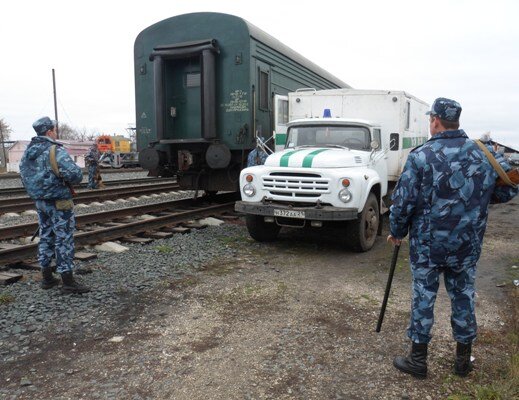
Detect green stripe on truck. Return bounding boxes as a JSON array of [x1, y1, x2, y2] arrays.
[[302, 149, 329, 168]]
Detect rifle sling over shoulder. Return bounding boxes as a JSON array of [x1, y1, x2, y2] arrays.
[[49, 145, 61, 178], [475, 140, 517, 188]]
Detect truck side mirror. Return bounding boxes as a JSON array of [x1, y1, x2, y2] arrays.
[[370, 140, 380, 150], [389, 133, 399, 151]]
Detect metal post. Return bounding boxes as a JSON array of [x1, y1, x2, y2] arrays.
[[52, 69, 59, 139], [0, 125, 7, 169]]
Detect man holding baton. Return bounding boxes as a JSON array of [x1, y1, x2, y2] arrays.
[[387, 98, 517, 378]]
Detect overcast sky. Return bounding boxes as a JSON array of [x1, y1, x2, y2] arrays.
[[2, 0, 518, 149]]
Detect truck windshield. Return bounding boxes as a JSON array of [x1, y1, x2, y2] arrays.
[[286, 125, 371, 151]]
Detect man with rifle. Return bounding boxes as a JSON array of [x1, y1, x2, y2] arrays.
[[387, 98, 517, 378], [20, 116, 90, 294], [85, 143, 103, 189]]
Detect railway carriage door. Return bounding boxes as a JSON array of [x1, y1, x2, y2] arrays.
[[274, 95, 288, 152], [165, 58, 201, 140], [255, 61, 271, 145]]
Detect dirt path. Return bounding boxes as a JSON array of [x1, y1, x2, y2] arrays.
[[2, 197, 518, 400]]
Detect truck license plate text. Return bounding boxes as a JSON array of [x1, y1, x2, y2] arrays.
[[274, 209, 305, 219]]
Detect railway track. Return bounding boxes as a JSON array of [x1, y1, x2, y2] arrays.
[[0, 168, 145, 180], [0, 192, 238, 266], [0, 181, 180, 215], [0, 177, 173, 197]]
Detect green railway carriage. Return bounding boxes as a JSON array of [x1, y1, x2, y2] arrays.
[[135, 12, 349, 191]]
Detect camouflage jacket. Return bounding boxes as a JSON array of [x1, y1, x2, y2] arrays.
[[85, 146, 100, 165], [390, 129, 518, 268], [20, 136, 83, 200]]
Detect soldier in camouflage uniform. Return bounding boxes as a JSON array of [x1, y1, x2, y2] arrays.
[[20, 117, 90, 294], [387, 98, 518, 378], [85, 143, 101, 189]]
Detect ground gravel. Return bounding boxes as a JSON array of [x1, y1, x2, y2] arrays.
[[0, 224, 241, 365], [0, 197, 517, 399]]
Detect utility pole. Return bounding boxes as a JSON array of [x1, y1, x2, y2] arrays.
[[0, 124, 7, 169], [52, 68, 59, 139]]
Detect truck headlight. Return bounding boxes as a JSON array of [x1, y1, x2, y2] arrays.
[[243, 183, 256, 197], [338, 188, 352, 203]]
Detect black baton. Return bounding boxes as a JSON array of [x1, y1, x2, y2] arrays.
[[30, 227, 39, 242], [376, 244, 400, 333]]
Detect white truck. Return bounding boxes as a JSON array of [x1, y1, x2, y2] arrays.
[[235, 89, 429, 251]]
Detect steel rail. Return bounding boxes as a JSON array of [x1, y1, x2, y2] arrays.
[[0, 182, 181, 214], [0, 193, 237, 241], [0, 168, 145, 180], [0, 195, 236, 266], [0, 177, 174, 196]]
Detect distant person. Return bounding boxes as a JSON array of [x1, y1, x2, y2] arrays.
[[247, 137, 269, 167], [19, 116, 90, 294], [85, 143, 101, 189], [387, 98, 517, 378]]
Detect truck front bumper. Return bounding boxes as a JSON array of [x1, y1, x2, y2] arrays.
[[235, 201, 358, 221]]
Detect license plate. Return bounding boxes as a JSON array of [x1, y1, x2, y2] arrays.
[[273, 209, 305, 219]]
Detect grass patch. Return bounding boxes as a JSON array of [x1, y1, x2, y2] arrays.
[[202, 260, 240, 276], [243, 283, 262, 296], [217, 234, 250, 246], [155, 245, 173, 253], [463, 290, 519, 400], [276, 281, 288, 294], [0, 293, 15, 305], [447, 395, 471, 400]]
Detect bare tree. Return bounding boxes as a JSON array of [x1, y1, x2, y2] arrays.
[[0, 118, 11, 168], [75, 126, 99, 142], [0, 118, 11, 141], [56, 122, 78, 140]]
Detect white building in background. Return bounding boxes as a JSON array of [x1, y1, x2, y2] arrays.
[[7, 140, 94, 172]]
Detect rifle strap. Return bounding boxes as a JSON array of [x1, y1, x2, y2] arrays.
[[475, 140, 516, 188], [49, 145, 61, 178]]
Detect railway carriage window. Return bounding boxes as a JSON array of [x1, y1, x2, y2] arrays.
[[277, 99, 289, 124], [259, 70, 269, 110]]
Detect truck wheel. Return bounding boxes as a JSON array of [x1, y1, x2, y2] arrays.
[[347, 192, 379, 252], [246, 215, 281, 242]]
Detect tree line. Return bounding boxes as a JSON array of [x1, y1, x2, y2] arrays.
[[0, 118, 98, 142]]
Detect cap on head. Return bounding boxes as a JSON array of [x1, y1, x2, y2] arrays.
[[32, 116, 56, 136], [425, 97, 462, 122]]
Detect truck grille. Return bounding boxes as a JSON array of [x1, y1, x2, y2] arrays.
[[262, 172, 330, 198]]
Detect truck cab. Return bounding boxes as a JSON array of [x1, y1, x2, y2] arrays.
[[236, 117, 386, 251]]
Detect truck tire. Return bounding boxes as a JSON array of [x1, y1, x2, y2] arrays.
[[346, 192, 379, 252], [246, 215, 281, 242]]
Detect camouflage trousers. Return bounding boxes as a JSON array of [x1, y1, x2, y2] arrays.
[[87, 164, 98, 189], [35, 200, 76, 274], [407, 264, 477, 344]]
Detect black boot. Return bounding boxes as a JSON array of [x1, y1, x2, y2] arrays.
[[393, 342, 428, 379], [60, 271, 90, 294], [454, 342, 473, 377], [41, 268, 60, 290]]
